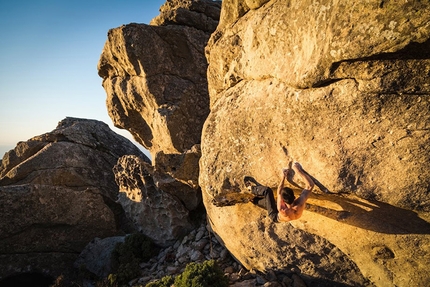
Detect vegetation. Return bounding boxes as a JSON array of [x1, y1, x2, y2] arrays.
[[173, 260, 229, 287], [109, 233, 157, 286], [93, 233, 227, 287], [145, 275, 174, 287]]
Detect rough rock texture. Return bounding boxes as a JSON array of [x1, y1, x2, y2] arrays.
[[150, 0, 221, 32], [200, 0, 430, 286], [152, 144, 202, 211], [94, 0, 430, 286], [98, 0, 221, 159], [207, 0, 430, 97], [113, 155, 195, 247], [0, 185, 117, 279], [0, 117, 147, 279], [97, 0, 221, 249], [0, 117, 149, 200]]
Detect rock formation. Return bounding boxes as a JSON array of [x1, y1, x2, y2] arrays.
[[199, 0, 430, 286], [74, 236, 125, 278], [0, 117, 147, 280], [97, 0, 221, 247], [202, 0, 430, 211], [113, 154, 195, 247], [98, 0, 221, 158], [94, 0, 430, 286]]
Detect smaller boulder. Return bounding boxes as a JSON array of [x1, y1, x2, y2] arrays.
[[74, 236, 125, 278]]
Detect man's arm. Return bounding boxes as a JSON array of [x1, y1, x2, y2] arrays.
[[277, 169, 287, 211], [292, 162, 314, 191], [277, 170, 286, 195]]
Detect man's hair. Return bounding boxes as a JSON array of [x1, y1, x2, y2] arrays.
[[281, 187, 295, 204]]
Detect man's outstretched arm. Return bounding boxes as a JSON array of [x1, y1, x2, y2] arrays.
[[277, 169, 288, 211], [292, 163, 314, 191], [277, 170, 286, 195]]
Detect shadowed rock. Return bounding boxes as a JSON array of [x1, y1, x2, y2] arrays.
[[0, 117, 147, 280], [113, 155, 194, 247]]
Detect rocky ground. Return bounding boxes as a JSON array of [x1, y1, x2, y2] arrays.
[[131, 216, 307, 287]]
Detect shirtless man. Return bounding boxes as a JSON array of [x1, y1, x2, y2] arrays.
[[244, 162, 315, 222]]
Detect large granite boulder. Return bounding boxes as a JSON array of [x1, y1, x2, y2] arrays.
[[0, 117, 147, 280], [97, 0, 221, 159], [207, 0, 430, 98], [93, 0, 429, 285], [200, 0, 430, 286]]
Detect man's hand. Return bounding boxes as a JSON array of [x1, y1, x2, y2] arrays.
[[292, 162, 302, 172]]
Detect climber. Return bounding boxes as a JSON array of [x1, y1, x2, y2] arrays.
[[244, 162, 314, 222]]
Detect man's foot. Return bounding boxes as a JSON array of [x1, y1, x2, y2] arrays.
[[243, 176, 258, 194], [244, 176, 258, 193]]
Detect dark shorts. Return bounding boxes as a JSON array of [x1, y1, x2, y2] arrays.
[[252, 186, 279, 223]]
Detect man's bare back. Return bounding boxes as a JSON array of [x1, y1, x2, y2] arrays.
[[276, 162, 314, 222], [246, 162, 315, 223]]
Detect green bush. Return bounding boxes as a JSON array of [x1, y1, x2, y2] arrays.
[[110, 233, 157, 286], [145, 275, 174, 287], [174, 260, 229, 287]]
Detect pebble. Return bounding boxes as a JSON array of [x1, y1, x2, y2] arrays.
[[134, 216, 307, 287]]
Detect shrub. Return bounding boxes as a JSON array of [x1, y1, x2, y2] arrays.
[[174, 260, 229, 287], [145, 275, 174, 287], [110, 233, 157, 286]]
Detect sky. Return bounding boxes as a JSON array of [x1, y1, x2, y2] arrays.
[[0, 0, 166, 159]]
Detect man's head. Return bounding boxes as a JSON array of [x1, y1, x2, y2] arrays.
[[281, 187, 295, 204]]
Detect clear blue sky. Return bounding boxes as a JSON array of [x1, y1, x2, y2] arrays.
[[0, 0, 166, 158]]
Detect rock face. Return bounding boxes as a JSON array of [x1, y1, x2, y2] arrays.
[[97, 0, 221, 247], [0, 118, 149, 197], [150, 0, 221, 33], [98, 0, 221, 158], [0, 117, 147, 279], [199, 0, 430, 286], [0, 185, 117, 280], [113, 154, 196, 247]]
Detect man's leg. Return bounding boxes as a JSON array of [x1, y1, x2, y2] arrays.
[[252, 186, 278, 222]]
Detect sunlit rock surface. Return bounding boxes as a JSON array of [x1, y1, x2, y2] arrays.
[[200, 0, 430, 286], [94, 0, 430, 286], [97, 0, 221, 248], [98, 0, 221, 159]]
